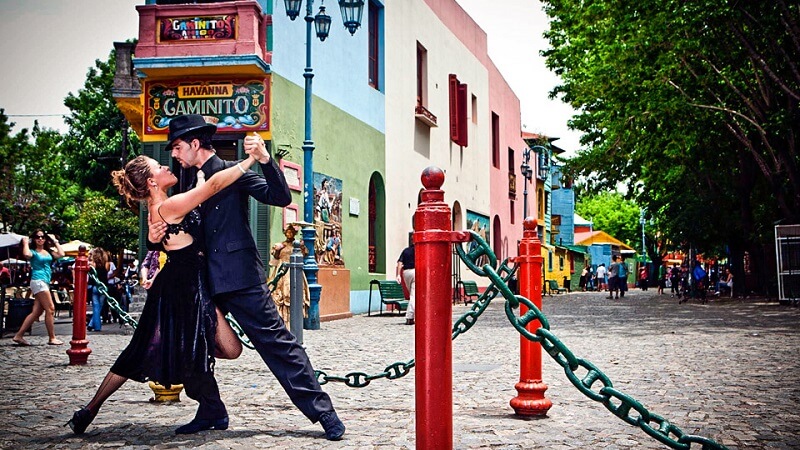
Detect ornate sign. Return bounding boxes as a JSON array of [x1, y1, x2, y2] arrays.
[[508, 172, 517, 199], [144, 78, 270, 135], [314, 173, 344, 266], [159, 15, 236, 41]]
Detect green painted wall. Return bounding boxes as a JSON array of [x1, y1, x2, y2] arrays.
[[270, 74, 386, 290]]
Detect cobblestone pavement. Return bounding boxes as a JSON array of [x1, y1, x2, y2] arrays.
[[1, 288, 799, 449]]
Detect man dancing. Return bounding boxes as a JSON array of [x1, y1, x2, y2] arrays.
[[149, 114, 345, 440]]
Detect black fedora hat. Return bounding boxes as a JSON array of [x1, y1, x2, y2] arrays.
[[166, 114, 218, 147]]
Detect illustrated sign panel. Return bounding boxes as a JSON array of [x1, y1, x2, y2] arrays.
[[159, 15, 236, 41], [466, 210, 490, 246], [144, 78, 270, 135], [466, 210, 491, 267], [314, 172, 344, 266]]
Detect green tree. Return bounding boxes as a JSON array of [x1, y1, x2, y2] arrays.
[[62, 46, 139, 196], [543, 0, 799, 292], [0, 111, 79, 237], [68, 192, 138, 255], [0, 110, 32, 233], [575, 192, 640, 249], [58, 43, 141, 256]]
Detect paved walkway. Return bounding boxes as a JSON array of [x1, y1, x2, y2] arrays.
[[1, 289, 799, 449]]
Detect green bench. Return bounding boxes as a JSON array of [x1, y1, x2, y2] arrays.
[[367, 280, 409, 316], [457, 280, 480, 305], [547, 279, 568, 295]]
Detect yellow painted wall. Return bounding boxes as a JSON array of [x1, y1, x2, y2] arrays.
[[543, 246, 573, 291]]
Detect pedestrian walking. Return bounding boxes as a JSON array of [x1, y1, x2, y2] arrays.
[[396, 235, 415, 325], [607, 257, 620, 299], [12, 230, 65, 346]]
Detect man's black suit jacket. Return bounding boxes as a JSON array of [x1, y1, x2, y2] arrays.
[[196, 155, 291, 296]]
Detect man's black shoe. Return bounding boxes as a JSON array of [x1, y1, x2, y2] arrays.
[[175, 416, 229, 434], [319, 410, 345, 441]]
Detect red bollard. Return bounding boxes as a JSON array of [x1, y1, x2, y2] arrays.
[[67, 245, 91, 365], [414, 167, 453, 450], [509, 218, 552, 416]]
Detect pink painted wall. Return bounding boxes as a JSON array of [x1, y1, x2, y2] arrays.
[[487, 60, 527, 259], [423, 0, 488, 65], [424, 0, 528, 259]]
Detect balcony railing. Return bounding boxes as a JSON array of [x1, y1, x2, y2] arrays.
[[415, 104, 438, 127]]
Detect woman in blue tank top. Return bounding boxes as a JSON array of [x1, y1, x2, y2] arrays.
[[12, 230, 65, 346]]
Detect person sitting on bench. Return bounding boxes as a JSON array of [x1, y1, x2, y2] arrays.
[[715, 268, 733, 296]]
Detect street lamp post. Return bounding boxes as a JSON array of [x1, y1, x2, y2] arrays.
[[520, 145, 548, 221], [520, 147, 533, 220], [639, 209, 646, 256], [283, 0, 363, 329], [525, 145, 548, 287]]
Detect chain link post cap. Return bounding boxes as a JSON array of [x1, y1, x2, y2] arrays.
[[524, 218, 539, 240], [421, 166, 445, 190]]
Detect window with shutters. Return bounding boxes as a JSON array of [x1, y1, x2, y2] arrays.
[[368, 0, 383, 91], [415, 42, 436, 127], [448, 74, 468, 147], [491, 112, 500, 167]]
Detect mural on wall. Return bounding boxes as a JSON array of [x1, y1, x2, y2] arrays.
[[144, 78, 270, 135], [313, 172, 344, 266], [467, 210, 491, 266]]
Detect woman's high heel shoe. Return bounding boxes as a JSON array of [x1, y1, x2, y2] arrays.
[[66, 407, 96, 435]]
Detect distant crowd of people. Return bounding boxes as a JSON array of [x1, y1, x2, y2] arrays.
[[577, 257, 734, 302]]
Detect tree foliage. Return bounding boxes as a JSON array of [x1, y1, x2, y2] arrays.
[[62, 47, 139, 196], [1, 44, 139, 255], [68, 192, 138, 254], [0, 111, 79, 237], [60, 45, 140, 252], [542, 0, 799, 291], [575, 192, 640, 249]]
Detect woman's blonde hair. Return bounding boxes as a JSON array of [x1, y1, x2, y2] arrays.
[[111, 156, 153, 206]]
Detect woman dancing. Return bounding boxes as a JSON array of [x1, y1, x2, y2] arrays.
[[67, 152, 256, 434]]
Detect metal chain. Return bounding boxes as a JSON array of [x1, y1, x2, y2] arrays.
[[86, 267, 263, 350], [314, 258, 515, 387], [456, 230, 729, 450], [228, 262, 291, 350], [86, 234, 727, 447], [87, 269, 139, 329]]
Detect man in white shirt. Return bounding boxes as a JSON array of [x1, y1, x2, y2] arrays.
[[596, 264, 607, 291]]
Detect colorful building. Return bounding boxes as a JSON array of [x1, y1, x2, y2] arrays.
[[384, 0, 530, 302], [113, 0, 540, 317]]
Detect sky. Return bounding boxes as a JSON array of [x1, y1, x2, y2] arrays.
[[0, 0, 581, 153]]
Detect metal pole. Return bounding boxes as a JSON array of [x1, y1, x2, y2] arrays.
[[414, 166, 453, 450], [510, 218, 552, 416], [67, 245, 91, 365], [289, 240, 304, 345], [640, 209, 646, 257], [301, 0, 322, 330], [522, 157, 529, 220]]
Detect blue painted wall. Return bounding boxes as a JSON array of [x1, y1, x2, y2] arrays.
[[270, 0, 385, 134], [551, 166, 575, 246], [589, 244, 612, 271]]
